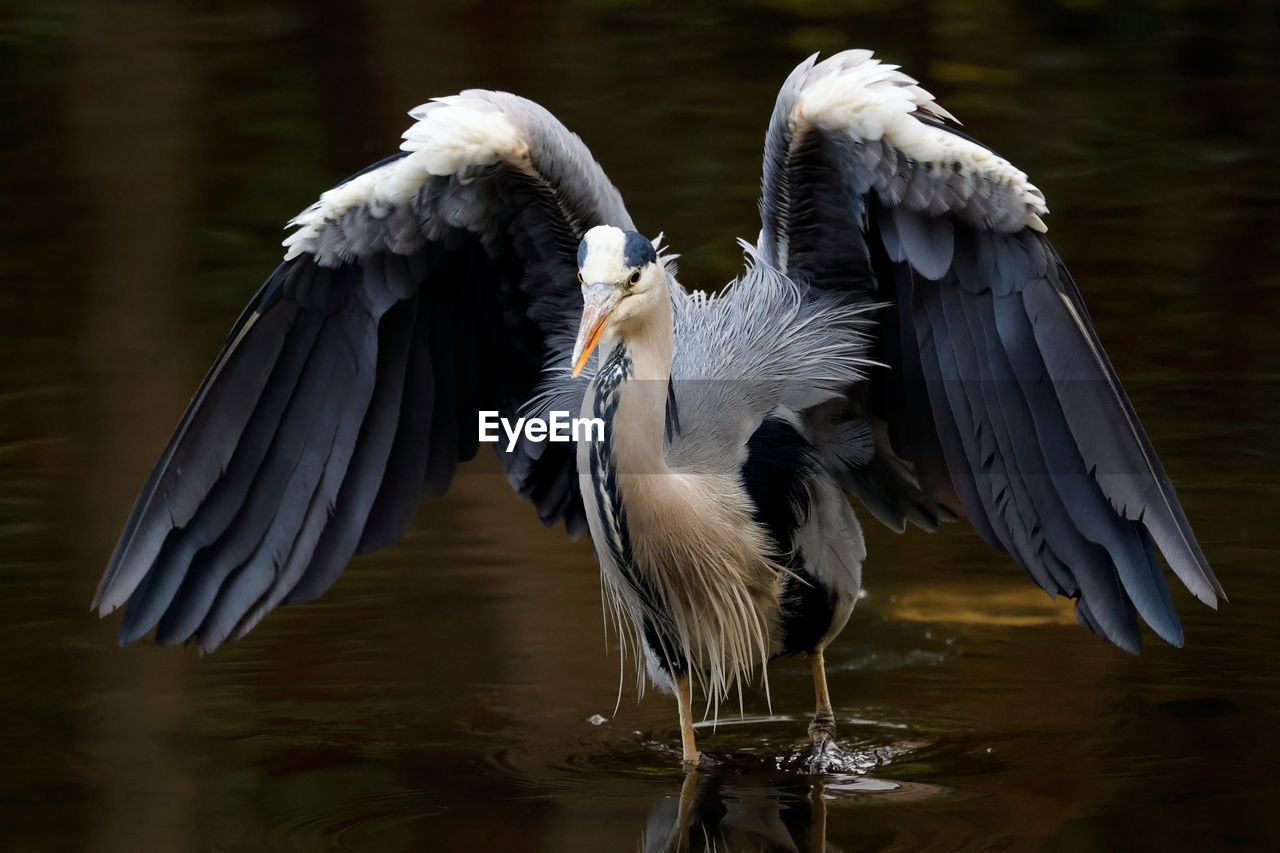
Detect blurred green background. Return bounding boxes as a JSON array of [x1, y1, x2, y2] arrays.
[[2, 1, 1278, 850]]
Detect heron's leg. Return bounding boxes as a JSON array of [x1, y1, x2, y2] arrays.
[[676, 673, 699, 766], [808, 649, 836, 749]]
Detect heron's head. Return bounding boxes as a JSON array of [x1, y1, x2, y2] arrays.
[[571, 225, 666, 377]]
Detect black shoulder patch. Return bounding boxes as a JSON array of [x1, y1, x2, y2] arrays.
[[665, 378, 681, 442], [742, 413, 837, 656], [740, 413, 816, 554]]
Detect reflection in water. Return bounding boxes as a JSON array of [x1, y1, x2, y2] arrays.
[[644, 771, 835, 853], [641, 766, 941, 853], [632, 729, 938, 852]]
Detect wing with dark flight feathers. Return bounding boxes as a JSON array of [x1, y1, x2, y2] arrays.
[[758, 50, 1223, 652], [93, 91, 633, 651]]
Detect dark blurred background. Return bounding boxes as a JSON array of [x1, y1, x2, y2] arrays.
[[2, 1, 1278, 850]]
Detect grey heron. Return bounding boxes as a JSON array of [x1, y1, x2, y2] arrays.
[[92, 49, 1223, 766]]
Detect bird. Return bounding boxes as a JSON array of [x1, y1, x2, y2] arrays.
[[92, 49, 1224, 767]]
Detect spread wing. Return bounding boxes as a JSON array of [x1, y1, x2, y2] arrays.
[[93, 91, 632, 651], [757, 50, 1224, 652]]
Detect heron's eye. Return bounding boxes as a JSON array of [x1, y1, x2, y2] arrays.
[[629, 269, 642, 285]]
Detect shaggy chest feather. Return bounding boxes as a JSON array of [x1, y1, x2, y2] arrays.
[[580, 347, 783, 702]]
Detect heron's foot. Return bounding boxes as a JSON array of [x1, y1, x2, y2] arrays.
[[808, 714, 837, 750], [803, 725, 847, 773], [805, 714, 841, 767]]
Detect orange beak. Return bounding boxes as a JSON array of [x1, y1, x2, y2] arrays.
[[571, 283, 620, 378]]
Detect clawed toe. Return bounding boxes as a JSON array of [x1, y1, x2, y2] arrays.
[[809, 726, 834, 748], [808, 711, 836, 741], [802, 730, 845, 773], [809, 719, 836, 749]]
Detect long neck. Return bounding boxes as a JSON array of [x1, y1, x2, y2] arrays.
[[594, 287, 674, 477]]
